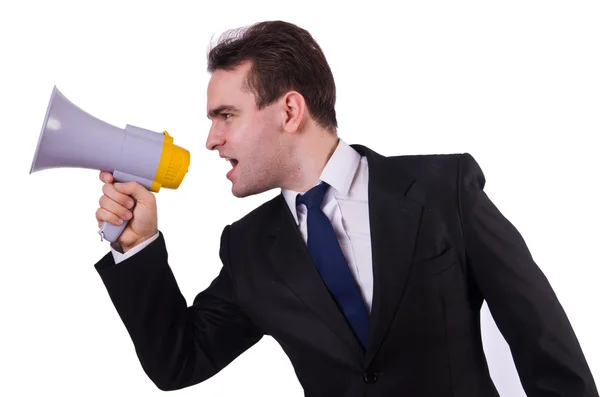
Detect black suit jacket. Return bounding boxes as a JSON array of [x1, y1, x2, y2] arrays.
[[95, 145, 598, 396]]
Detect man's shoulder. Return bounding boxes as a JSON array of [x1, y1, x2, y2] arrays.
[[351, 143, 470, 164], [354, 143, 471, 176], [352, 144, 483, 191], [391, 153, 466, 190], [228, 193, 285, 233], [388, 151, 465, 166]]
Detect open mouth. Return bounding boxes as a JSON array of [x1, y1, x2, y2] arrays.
[[225, 158, 239, 179]]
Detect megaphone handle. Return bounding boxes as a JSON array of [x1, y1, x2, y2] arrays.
[[100, 219, 128, 243], [99, 197, 137, 243], [97, 169, 149, 243]]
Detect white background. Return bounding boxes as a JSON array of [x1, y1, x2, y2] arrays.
[[1, 1, 598, 396]]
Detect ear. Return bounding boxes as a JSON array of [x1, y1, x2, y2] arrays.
[[281, 91, 306, 133]]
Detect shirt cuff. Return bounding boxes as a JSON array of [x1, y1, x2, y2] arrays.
[[110, 232, 160, 264]]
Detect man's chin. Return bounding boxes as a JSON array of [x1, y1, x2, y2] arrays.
[[231, 182, 272, 198], [230, 188, 247, 198], [230, 183, 252, 198]]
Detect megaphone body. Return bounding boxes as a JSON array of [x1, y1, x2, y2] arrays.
[[30, 86, 190, 243]]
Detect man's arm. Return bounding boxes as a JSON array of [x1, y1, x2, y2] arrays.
[[457, 153, 598, 397], [94, 225, 264, 391]]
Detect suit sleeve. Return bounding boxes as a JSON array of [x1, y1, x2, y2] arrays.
[[457, 153, 598, 397], [94, 226, 264, 391]]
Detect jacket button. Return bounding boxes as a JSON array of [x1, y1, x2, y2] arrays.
[[363, 372, 378, 383]]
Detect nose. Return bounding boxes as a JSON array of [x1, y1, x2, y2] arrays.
[[205, 124, 225, 151]]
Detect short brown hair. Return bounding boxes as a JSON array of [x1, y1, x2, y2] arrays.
[[207, 20, 337, 132]]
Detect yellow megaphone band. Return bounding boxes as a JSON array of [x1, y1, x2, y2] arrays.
[[150, 131, 190, 192]]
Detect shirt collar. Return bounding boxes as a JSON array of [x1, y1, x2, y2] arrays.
[[281, 138, 361, 225]]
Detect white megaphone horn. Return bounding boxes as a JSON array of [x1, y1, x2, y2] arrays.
[[30, 86, 191, 243]]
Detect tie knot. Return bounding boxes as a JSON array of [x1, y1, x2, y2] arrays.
[[296, 182, 329, 209]]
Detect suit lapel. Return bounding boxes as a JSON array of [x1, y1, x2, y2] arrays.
[[266, 144, 424, 368], [351, 145, 423, 367], [267, 200, 366, 364]]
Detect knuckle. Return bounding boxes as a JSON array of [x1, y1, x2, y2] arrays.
[[97, 208, 110, 223], [120, 208, 132, 220], [114, 213, 126, 225], [104, 211, 119, 225], [99, 195, 113, 209]]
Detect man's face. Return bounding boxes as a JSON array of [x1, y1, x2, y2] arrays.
[[206, 61, 288, 198]]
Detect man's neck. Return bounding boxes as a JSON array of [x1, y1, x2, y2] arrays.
[[281, 132, 339, 192]]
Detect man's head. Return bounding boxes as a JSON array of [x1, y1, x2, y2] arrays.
[[205, 20, 339, 197]]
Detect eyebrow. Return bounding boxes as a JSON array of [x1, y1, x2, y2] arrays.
[[207, 105, 239, 119]]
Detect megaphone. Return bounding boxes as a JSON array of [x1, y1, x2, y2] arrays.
[[30, 86, 190, 243]]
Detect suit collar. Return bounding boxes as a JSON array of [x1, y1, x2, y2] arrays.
[[267, 143, 424, 368]]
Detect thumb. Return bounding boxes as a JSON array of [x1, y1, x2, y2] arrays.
[[114, 181, 151, 200]]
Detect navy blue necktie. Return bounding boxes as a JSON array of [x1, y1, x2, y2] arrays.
[[296, 182, 370, 349]]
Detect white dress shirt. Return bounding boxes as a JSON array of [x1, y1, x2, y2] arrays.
[[280, 139, 373, 312], [111, 139, 374, 311]]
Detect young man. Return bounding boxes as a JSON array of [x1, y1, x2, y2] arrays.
[[94, 20, 598, 397]]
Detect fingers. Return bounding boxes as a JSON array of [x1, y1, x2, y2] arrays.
[[99, 171, 113, 183], [95, 174, 155, 235], [97, 182, 135, 227], [113, 181, 152, 201], [99, 194, 133, 222], [102, 182, 135, 210], [96, 206, 127, 227]]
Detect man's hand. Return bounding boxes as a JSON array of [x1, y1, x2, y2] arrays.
[[95, 171, 158, 252]]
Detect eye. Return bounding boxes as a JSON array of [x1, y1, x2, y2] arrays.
[[221, 113, 233, 120]]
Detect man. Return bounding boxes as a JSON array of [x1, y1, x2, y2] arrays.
[[94, 20, 598, 397]]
